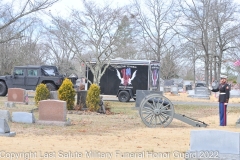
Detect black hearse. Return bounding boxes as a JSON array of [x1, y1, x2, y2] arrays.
[[86, 59, 160, 102]]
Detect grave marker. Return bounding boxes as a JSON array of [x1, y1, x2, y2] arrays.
[[7, 88, 26, 103], [188, 130, 240, 159], [37, 100, 70, 126], [0, 118, 16, 137], [12, 112, 35, 124], [192, 87, 210, 99], [0, 110, 12, 122]]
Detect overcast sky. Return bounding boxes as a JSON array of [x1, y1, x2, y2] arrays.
[[49, 0, 131, 16]]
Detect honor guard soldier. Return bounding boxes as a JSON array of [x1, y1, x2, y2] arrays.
[[209, 75, 230, 126]]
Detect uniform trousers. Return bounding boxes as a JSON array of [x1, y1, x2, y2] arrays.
[[219, 102, 227, 126]]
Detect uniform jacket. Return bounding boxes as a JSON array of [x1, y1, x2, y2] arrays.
[[212, 83, 230, 103]]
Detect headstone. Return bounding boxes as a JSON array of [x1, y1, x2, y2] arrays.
[[50, 91, 58, 100], [4, 102, 15, 108], [37, 100, 70, 126], [12, 112, 35, 124], [187, 90, 195, 97], [135, 90, 163, 108], [178, 87, 184, 93], [160, 86, 164, 92], [7, 88, 26, 103], [0, 118, 16, 137], [188, 130, 240, 159], [0, 110, 12, 122], [26, 90, 35, 98], [76, 90, 87, 110], [230, 89, 240, 98], [170, 85, 178, 95], [193, 87, 210, 99]]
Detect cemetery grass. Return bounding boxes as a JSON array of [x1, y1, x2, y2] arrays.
[[0, 94, 240, 160]]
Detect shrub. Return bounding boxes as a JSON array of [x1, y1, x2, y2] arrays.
[[35, 83, 50, 107], [86, 83, 100, 111], [58, 78, 76, 110]]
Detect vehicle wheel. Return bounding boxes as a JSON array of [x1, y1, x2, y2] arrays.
[[46, 83, 57, 91], [0, 81, 7, 96], [118, 91, 130, 102]]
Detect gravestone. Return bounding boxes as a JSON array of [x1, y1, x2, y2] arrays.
[[50, 91, 58, 100], [230, 89, 240, 98], [188, 130, 240, 159], [0, 110, 12, 122], [12, 112, 35, 124], [0, 118, 16, 137], [7, 88, 26, 103], [193, 87, 210, 99], [76, 90, 87, 110], [170, 85, 178, 95], [164, 80, 174, 93], [178, 87, 184, 93], [4, 102, 15, 108], [37, 100, 70, 126], [135, 90, 163, 108], [26, 90, 35, 98], [160, 86, 164, 92], [187, 90, 195, 97]]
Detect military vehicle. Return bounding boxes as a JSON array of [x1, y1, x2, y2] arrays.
[[0, 65, 67, 96]]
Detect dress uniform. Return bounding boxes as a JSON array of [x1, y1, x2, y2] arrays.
[[211, 75, 230, 126]]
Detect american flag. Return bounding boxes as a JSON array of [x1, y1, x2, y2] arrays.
[[25, 93, 29, 105], [234, 60, 240, 66]]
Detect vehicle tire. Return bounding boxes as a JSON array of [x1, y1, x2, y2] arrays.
[[46, 83, 57, 91], [118, 91, 130, 102], [0, 81, 7, 96]]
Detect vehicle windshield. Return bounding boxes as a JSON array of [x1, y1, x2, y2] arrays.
[[42, 66, 59, 76]]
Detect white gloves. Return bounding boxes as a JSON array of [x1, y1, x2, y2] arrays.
[[208, 86, 212, 90]]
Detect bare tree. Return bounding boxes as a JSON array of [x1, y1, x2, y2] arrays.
[[211, 0, 240, 80], [178, 0, 240, 85], [0, 22, 49, 75], [44, 23, 77, 75], [0, 0, 59, 43], [131, 0, 178, 62], [113, 15, 138, 59], [48, 0, 123, 85], [178, 0, 213, 85], [160, 45, 179, 79]]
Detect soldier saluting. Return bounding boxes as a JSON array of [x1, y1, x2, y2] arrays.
[[209, 75, 230, 126]]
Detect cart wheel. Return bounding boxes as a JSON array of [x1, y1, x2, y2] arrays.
[[139, 94, 175, 128]]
